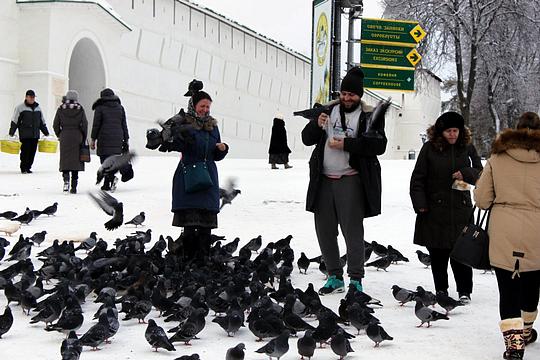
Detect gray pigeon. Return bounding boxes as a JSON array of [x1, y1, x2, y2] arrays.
[[391, 285, 416, 306], [330, 329, 354, 359], [96, 151, 136, 185], [80, 313, 109, 350], [415, 300, 449, 327], [226, 343, 245, 360], [60, 331, 82, 360], [74, 232, 97, 252], [145, 319, 176, 352], [297, 330, 316, 360], [125, 212, 145, 227], [416, 250, 431, 268], [366, 322, 393, 347], [416, 286, 437, 307], [255, 330, 290, 360], [219, 178, 241, 209]]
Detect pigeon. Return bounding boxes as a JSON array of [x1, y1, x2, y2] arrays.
[[416, 286, 437, 307], [96, 152, 136, 185], [0, 306, 14, 338], [184, 78, 204, 96], [226, 343, 245, 360], [436, 291, 465, 314], [123, 299, 152, 323], [174, 355, 200, 360], [391, 285, 416, 306], [60, 331, 82, 360], [220, 178, 241, 209], [387, 245, 409, 263], [297, 252, 310, 274], [125, 212, 145, 227], [0, 237, 10, 247], [330, 329, 354, 359], [365, 97, 391, 135], [0, 246, 4, 262], [80, 313, 109, 350], [371, 241, 388, 257], [244, 235, 262, 253], [366, 322, 393, 347], [145, 319, 176, 352], [415, 300, 449, 327], [297, 330, 316, 360], [348, 303, 379, 335], [41, 202, 58, 216], [74, 232, 97, 252], [416, 250, 432, 268], [29, 231, 47, 246], [255, 330, 290, 360], [213, 312, 244, 336], [0, 211, 18, 220], [365, 256, 392, 271], [89, 190, 124, 231], [45, 298, 84, 334], [0, 221, 20, 236], [10, 211, 33, 225]]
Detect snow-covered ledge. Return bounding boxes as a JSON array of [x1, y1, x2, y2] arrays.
[[16, 0, 132, 31]]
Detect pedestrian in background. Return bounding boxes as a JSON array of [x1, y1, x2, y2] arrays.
[[268, 114, 292, 169], [8, 89, 50, 173], [53, 90, 88, 194], [410, 111, 483, 303], [90, 88, 129, 191], [474, 112, 540, 360], [302, 67, 387, 295]]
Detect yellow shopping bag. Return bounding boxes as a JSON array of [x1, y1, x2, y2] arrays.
[[0, 139, 22, 154], [38, 138, 58, 153]]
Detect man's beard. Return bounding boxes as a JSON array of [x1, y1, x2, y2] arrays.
[[340, 99, 361, 113]]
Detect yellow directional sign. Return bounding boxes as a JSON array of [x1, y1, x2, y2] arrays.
[[410, 24, 427, 43], [406, 48, 422, 67]]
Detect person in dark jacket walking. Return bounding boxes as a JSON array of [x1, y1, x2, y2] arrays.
[[301, 67, 387, 295], [9, 89, 50, 173], [53, 90, 88, 194], [410, 111, 483, 303], [268, 115, 292, 169], [90, 88, 129, 191], [159, 87, 229, 260]]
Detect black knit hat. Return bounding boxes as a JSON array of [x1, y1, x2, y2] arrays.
[[192, 91, 212, 106], [25, 89, 36, 97], [435, 111, 465, 132], [100, 88, 115, 98], [340, 67, 365, 98]]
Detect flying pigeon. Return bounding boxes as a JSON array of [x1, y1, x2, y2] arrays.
[[89, 191, 124, 231]]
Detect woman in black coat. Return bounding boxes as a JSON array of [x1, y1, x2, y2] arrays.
[[268, 116, 292, 169], [410, 111, 483, 303]]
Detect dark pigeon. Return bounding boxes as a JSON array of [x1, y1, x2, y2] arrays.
[[416, 286, 437, 307], [255, 330, 290, 360], [0, 306, 14, 338], [29, 231, 47, 246], [80, 313, 109, 350], [0, 211, 18, 220], [219, 178, 241, 209], [297, 330, 316, 360], [416, 250, 432, 268], [125, 212, 145, 227], [365, 256, 392, 271], [243, 235, 262, 253], [60, 331, 82, 360], [89, 190, 124, 231], [41, 202, 58, 216], [145, 319, 176, 352], [297, 252, 310, 274], [330, 329, 354, 359], [226, 343, 245, 360], [436, 291, 465, 314]]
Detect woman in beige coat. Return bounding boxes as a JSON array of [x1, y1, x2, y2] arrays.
[[474, 112, 540, 360]]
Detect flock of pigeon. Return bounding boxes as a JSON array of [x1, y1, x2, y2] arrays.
[[0, 199, 470, 360]]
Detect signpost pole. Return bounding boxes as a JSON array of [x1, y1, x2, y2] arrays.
[[347, 4, 363, 71], [331, 0, 341, 98]]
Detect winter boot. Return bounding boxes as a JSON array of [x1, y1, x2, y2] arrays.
[[284, 163, 293, 169], [70, 172, 78, 194], [522, 310, 538, 345], [271, 163, 278, 170], [101, 177, 111, 191], [62, 172, 70, 193], [500, 318, 525, 360]]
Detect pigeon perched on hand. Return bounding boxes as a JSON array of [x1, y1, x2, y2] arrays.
[[145, 319, 176, 352], [366, 322, 393, 347], [89, 191, 124, 231], [226, 343, 245, 360], [416, 250, 432, 268], [414, 299, 449, 327], [219, 178, 241, 210], [125, 212, 145, 227]]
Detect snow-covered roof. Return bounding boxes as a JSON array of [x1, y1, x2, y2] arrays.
[[16, 0, 132, 31]]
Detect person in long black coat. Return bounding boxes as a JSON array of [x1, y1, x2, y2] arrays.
[[90, 88, 129, 191], [53, 90, 88, 194], [268, 116, 292, 169], [410, 111, 483, 302]]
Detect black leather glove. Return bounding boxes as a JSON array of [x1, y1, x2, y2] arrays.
[[122, 141, 129, 152]]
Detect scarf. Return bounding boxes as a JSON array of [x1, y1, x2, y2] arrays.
[[60, 99, 82, 110], [187, 97, 213, 129]]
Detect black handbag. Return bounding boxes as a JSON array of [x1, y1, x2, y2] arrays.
[[80, 140, 91, 163], [450, 206, 491, 270], [182, 133, 213, 193]]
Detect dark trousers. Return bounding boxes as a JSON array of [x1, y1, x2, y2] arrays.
[[314, 175, 365, 279], [20, 138, 39, 172], [62, 171, 79, 187], [183, 226, 211, 259], [427, 247, 473, 294], [495, 267, 540, 320]]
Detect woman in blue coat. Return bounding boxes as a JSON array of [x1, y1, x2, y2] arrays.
[[161, 90, 228, 258]]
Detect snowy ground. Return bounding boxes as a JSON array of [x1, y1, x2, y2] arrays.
[[0, 151, 538, 360]]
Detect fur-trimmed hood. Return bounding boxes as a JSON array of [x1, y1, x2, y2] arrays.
[[92, 95, 121, 110], [426, 124, 472, 151], [491, 128, 540, 163], [178, 109, 217, 132]]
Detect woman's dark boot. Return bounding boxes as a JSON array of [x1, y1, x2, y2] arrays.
[[70, 172, 78, 194], [500, 318, 525, 359], [62, 172, 70, 193], [271, 163, 278, 170]]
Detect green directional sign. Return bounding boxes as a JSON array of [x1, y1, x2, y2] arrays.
[[361, 42, 421, 68], [362, 66, 415, 92], [361, 18, 426, 46]]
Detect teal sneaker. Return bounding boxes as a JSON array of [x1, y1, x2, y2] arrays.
[[318, 275, 345, 295], [350, 279, 363, 292]]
